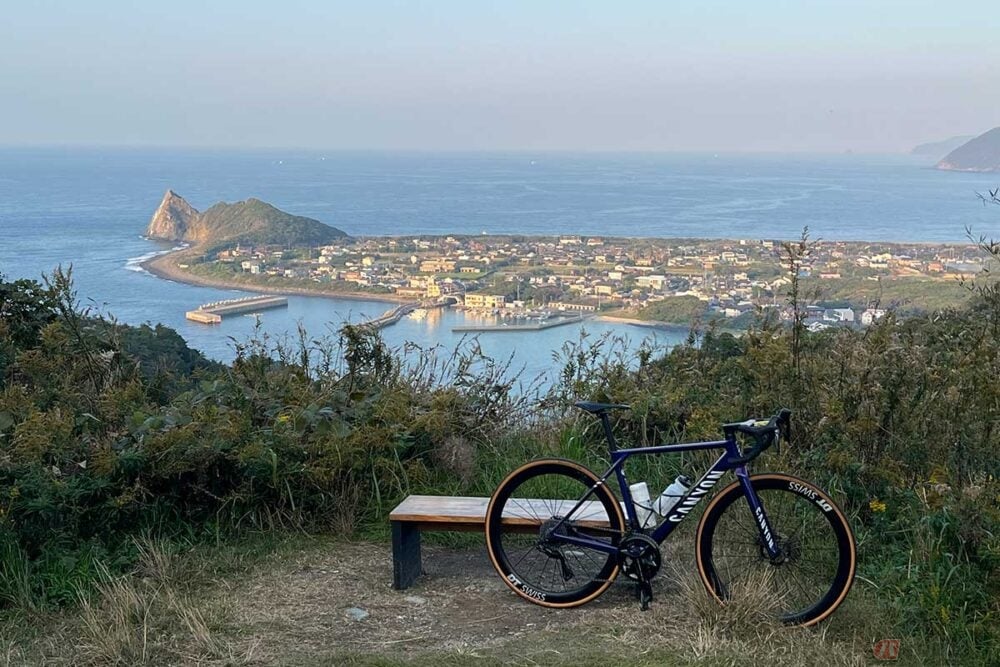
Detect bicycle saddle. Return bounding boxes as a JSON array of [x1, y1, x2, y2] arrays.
[[573, 401, 631, 414]]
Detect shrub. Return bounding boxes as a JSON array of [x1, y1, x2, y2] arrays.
[[1, 265, 997, 660]]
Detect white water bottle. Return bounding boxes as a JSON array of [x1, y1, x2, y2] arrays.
[[629, 482, 655, 528], [654, 475, 693, 516]]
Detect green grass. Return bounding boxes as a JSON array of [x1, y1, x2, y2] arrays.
[[614, 296, 708, 324], [806, 275, 971, 312]]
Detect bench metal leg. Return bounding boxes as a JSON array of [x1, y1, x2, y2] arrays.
[[391, 521, 421, 590]]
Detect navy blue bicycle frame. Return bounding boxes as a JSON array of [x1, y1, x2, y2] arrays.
[[547, 418, 781, 560]]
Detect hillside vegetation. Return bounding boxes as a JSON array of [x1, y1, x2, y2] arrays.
[[1, 239, 999, 662], [146, 190, 348, 248]]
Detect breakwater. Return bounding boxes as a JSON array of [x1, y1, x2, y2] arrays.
[[186, 295, 288, 324], [452, 314, 588, 332], [359, 303, 419, 329]]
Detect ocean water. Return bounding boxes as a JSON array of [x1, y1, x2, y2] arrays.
[[1, 148, 997, 373]]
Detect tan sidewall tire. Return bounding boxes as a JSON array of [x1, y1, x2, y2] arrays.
[[695, 473, 856, 626], [485, 458, 626, 608]]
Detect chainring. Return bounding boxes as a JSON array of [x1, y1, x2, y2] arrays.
[[620, 533, 662, 582]]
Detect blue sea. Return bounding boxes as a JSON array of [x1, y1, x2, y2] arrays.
[[1, 148, 997, 376]]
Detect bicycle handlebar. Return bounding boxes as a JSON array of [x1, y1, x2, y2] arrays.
[[724, 408, 791, 466]]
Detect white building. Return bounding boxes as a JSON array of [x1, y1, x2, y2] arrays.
[[861, 308, 886, 326], [823, 308, 855, 323]]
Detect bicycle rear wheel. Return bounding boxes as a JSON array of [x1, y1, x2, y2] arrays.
[[696, 473, 856, 626], [485, 458, 626, 607]]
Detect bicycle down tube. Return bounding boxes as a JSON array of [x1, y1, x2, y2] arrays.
[[544, 436, 782, 561]]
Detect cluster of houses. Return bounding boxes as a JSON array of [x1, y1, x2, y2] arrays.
[[209, 235, 982, 327]]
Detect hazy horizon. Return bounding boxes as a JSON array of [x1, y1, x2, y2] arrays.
[[3, 1, 998, 153], [0, 144, 977, 156]]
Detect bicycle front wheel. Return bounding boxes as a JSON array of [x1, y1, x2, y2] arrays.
[[696, 473, 856, 626], [485, 458, 626, 608]]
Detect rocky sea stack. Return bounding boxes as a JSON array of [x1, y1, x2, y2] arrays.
[[147, 190, 200, 241], [936, 127, 1000, 172], [146, 191, 348, 247]]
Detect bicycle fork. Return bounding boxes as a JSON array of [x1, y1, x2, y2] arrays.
[[734, 465, 783, 561]]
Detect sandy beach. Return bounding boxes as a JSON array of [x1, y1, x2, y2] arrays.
[[141, 247, 412, 305], [595, 314, 691, 330]]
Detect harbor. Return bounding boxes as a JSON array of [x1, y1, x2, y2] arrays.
[[185, 295, 288, 324], [359, 300, 460, 329]]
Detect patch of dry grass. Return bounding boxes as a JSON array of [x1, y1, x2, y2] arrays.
[[0, 536, 948, 666], [561, 563, 868, 667], [20, 539, 257, 666]]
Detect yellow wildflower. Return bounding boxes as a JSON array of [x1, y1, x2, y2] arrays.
[[277, 414, 291, 424], [869, 499, 887, 513]]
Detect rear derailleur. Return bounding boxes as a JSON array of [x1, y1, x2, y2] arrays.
[[620, 534, 662, 610]]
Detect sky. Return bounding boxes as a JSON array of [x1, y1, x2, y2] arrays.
[[2, 1, 999, 152]]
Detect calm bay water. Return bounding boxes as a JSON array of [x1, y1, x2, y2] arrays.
[[1, 148, 997, 374]]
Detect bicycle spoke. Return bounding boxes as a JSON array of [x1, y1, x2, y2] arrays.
[[703, 482, 849, 623], [492, 465, 622, 600]]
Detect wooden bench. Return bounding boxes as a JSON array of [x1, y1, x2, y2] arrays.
[[389, 494, 615, 590]]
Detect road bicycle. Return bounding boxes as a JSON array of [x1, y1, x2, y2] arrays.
[[484, 402, 856, 626]]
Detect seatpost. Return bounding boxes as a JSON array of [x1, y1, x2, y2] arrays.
[[598, 412, 618, 451]]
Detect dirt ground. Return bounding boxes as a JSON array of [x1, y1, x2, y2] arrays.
[[223, 542, 656, 662], [5, 537, 908, 666], [197, 540, 880, 666]]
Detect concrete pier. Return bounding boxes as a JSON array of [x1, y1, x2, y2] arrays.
[[359, 303, 418, 329], [186, 295, 288, 324], [452, 314, 587, 332]]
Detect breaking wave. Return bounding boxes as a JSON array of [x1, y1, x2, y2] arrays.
[[124, 242, 188, 275]]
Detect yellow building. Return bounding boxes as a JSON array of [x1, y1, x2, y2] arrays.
[[464, 293, 506, 309]]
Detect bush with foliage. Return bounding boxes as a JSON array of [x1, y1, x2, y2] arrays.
[[0, 270, 527, 608], [1, 241, 998, 661]]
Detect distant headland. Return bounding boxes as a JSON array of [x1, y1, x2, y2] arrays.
[[935, 127, 1000, 173], [910, 136, 973, 161], [139, 192, 409, 303], [146, 190, 348, 247]]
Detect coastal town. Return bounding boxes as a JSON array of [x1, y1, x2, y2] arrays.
[[179, 234, 985, 330]]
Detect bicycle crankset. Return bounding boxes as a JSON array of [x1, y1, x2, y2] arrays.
[[620, 534, 661, 610]]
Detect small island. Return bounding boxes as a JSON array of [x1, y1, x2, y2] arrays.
[[936, 127, 1000, 172]]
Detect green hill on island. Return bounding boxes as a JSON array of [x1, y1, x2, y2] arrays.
[[936, 126, 1000, 172], [146, 190, 348, 247]]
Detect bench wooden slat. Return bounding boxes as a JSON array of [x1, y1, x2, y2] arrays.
[[389, 494, 614, 528]]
